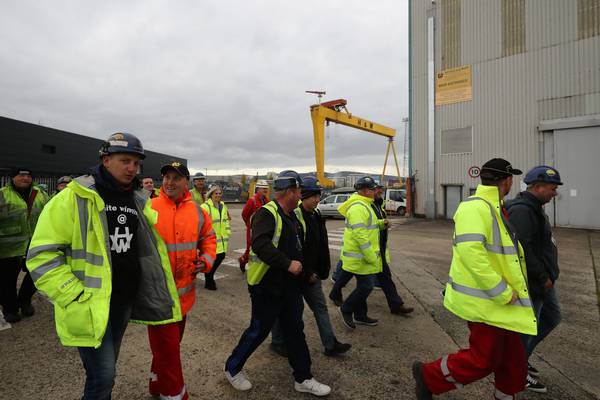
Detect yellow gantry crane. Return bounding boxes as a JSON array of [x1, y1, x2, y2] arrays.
[[308, 95, 402, 188]]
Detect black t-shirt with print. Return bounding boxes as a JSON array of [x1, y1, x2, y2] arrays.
[[93, 165, 141, 304]]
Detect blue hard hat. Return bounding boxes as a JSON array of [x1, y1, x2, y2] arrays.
[[523, 166, 563, 185], [300, 176, 322, 199], [274, 170, 303, 190], [354, 176, 377, 190], [99, 132, 145, 159]]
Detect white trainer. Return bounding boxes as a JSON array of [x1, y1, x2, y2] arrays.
[[224, 369, 252, 391], [294, 378, 331, 396]]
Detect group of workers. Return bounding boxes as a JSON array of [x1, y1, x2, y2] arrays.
[[0, 129, 564, 399]]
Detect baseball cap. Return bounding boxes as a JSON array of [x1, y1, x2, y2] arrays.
[[480, 158, 522, 179], [160, 161, 190, 178]]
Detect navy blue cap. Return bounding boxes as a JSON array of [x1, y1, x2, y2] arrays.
[[300, 176, 322, 199], [523, 166, 563, 185], [274, 170, 302, 190]]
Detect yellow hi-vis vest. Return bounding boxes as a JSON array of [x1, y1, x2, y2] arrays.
[[190, 188, 205, 206], [246, 201, 282, 285], [0, 184, 49, 258], [26, 176, 181, 348], [201, 198, 231, 254], [443, 184, 537, 335], [338, 193, 384, 275]]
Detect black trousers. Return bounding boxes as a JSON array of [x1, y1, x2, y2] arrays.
[[204, 253, 226, 284], [225, 284, 312, 383], [0, 256, 37, 314]]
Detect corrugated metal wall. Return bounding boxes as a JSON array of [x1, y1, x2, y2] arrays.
[[410, 0, 600, 217]]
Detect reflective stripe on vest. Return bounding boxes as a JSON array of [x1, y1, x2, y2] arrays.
[[456, 197, 518, 255], [342, 250, 381, 259], [447, 277, 531, 307], [177, 283, 195, 296]]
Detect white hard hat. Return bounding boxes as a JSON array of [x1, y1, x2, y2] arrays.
[[255, 180, 269, 188]]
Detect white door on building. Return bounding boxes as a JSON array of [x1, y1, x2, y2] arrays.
[[444, 185, 462, 219], [554, 126, 600, 229]]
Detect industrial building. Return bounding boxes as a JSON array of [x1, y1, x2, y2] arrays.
[[0, 116, 185, 193], [409, 0, 600, 229]]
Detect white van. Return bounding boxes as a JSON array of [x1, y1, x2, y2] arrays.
[[317, 187, 407, 217]]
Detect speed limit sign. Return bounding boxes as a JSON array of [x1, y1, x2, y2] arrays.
[[468, 166, 481, 178]]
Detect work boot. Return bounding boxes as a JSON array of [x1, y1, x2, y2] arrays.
[[328, 291, 343, 307], [354, 315, 378, 326], [270, 342, 288, 357], [412, 361, 433, 400], [294, 378, 331, 397], [339, 308, 355, 329], [526, 374, 547, 393], [20, 302, 35, 317], [204, 279, 217, 291], [224, 368, 252, 391], [3, 312, 21, 323], [391, 304, 414, 315], [324, 340, 352, 356]]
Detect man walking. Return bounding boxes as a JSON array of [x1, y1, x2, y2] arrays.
[[148, 161, 216, 400], [239, 179, 269, 272], [0, 167, 49, 323], [224, 170, 331, 396], [336, 176, 384, 329], [190, 171, 206, 206], [330, 184, 414, 315], [507, 165, 563, 394], [271, 176, 351, 357], [26, 133, 181, 400], [412, 158, 537, 400]]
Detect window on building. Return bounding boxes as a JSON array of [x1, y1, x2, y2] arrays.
[[578, 0, 600, 39], [441, 0, 461, 69], [441, 126, 473, 155], [502, 0, 526, 57]]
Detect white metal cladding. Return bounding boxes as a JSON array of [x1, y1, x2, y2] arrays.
[[410, 0, 600, 217]]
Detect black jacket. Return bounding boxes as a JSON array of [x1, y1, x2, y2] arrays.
[[250, 201, 304, 296], [506, 191, 559, 299], [299, 204, 331, 281]]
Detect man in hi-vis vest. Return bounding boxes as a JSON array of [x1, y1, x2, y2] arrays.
[[224, 170, 331, 397], [412, 158, 537, 400], [26, 133, 181, 400]]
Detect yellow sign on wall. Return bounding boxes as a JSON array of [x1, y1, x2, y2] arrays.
[[435, 65, 472, 106]]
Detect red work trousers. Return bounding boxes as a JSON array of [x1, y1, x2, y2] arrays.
[[148, 317, 189, 400], [422, 322, 526, 399]]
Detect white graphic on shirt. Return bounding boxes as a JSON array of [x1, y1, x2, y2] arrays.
[[117, 214, 127, 224], [110, 227, 133, 253]]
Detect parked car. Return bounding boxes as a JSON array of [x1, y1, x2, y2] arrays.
[[317, 193, 351, 218]]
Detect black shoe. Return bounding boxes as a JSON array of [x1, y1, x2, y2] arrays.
[[204, 280, 217, 290], [324, 340, 352, 357], [391, 305, 414, 315], [270, 342, 288, 357], [3, 312, 21, 323], [412, 362, 433, 400], [20, 302, 35, 317], [354, 315, 378, 326], [527, 362, 540, 377], [526, 374, 547, 393], [339, 308, 355, 329], [328, 292, 343, 307]]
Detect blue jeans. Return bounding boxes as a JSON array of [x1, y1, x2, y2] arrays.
[[522, 287, 562, 358], [340, 274, 376, 319], [272, 280, 337, 350], [78, 301, 133, 400], [225, 285, 312, 383]]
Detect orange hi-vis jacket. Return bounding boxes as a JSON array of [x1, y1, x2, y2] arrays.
[[152, 188, 217, 316]]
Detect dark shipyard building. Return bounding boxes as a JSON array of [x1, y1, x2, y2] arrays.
[[0, 116, 186, 193]]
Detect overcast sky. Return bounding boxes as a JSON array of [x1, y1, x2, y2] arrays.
[[1, 1, 409, 176]]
